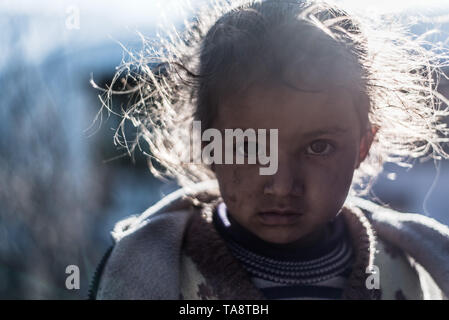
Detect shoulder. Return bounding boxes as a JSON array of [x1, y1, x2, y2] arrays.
[[347, 196, 449, 300], [373, 237, 424, 299], [95, 208, 194, 299], [94, 181, 221, 299]]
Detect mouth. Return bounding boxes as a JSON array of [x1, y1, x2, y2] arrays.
[[257, 209, 304, 226]]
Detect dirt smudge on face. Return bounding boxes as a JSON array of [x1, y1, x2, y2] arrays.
[[232, 168, 241, 185]]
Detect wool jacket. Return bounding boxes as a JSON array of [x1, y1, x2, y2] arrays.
[[92, 180, 449, 300]]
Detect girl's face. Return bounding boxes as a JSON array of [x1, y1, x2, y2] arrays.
[[212, 81, 373, 245]]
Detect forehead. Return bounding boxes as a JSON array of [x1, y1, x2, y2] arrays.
[[215, 81, 362, 140]]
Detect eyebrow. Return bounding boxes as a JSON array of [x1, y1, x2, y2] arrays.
[[301, 126, 349, 138]]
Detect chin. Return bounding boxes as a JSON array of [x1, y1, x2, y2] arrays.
[[266, 237, 295, 244], [259, 230, 301, 244]]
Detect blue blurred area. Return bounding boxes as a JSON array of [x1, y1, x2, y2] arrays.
[[0, 0, 192, 299], [0, 0, 448, 299]]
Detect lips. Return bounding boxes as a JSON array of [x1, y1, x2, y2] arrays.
[[258, 209, 303, 226]]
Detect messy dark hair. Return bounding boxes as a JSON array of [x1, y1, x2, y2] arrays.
[[93, 0, 449, 193]]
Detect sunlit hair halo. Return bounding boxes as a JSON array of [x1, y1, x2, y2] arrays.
[[93, 0, 449, 193]]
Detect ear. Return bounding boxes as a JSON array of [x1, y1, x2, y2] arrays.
[[355, 124, 378, 169]]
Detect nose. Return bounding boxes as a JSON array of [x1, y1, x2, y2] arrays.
[[263, 157, 304, 197]]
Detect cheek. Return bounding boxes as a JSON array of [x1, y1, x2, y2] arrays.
[[305, 149, 358, 205], [214, 164, 261, 210]]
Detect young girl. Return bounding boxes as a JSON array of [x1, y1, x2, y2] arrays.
[[90, 0, 449, 300]]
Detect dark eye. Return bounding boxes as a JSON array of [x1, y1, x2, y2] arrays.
[[306, 140, 334, 156]]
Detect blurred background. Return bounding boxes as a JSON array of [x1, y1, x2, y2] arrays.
[[1, 0, 449, 299]]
